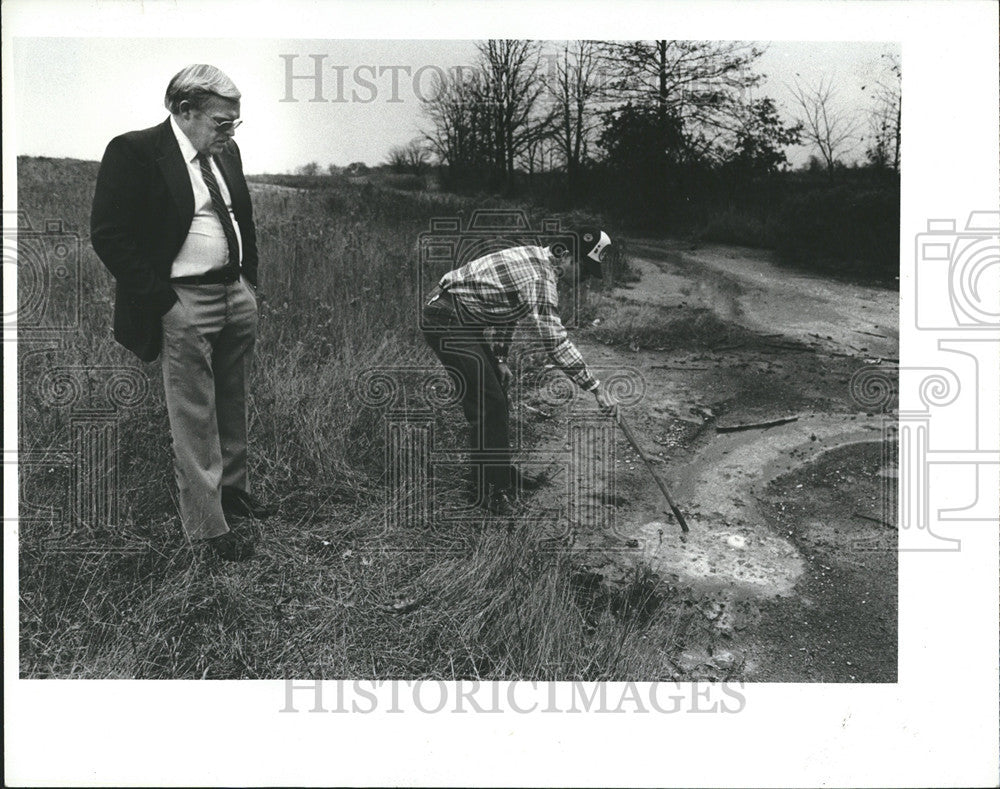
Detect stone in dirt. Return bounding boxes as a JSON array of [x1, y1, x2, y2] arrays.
[[676, 648, 712, 672], [709, 651, 738, 670]]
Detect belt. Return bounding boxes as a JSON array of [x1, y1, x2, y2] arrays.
[[171, 265, 240, 285]]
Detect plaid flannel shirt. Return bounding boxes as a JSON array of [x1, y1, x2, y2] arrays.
[[440, 245, 599, 391]]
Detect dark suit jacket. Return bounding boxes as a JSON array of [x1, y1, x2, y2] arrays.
[[91, 118, 259, 362]]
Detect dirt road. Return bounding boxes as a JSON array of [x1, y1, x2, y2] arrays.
[[521, 239, 899, 682]]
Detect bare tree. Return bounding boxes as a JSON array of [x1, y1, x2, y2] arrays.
[[386, 138, 429, 174], [385, 145, 408, 172], [789, 77, 862, 178], [421, 66, 491, 179], [423, 41, 555, 188], [404, 139, 429, 173], [477, 39, 555, 188], [521, 135, 540, 181], [599, 40, 765, 157], [863, 52, 901, 172], [544, 40, 604, 187]]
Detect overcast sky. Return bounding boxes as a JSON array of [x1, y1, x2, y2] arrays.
[[13, 37, 896, 173]]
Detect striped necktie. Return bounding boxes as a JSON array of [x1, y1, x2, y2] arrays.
[[197, 153, 240, 269]]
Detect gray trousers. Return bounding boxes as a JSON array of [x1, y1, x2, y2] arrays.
[[160, 277, 258, 540]]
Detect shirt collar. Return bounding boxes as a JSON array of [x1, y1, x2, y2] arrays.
[[169, 115, 201, 164]]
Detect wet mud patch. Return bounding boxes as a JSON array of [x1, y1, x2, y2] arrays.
[[702, 352, 867, 421], [549, 422, 895, 681], [585, 412, 885, 595], [585, 304, 757, 352], [742, 440, 898, 681], [568, 565, 750, 682], [517, 236, 898, 681], [581, 305, 872, 419]]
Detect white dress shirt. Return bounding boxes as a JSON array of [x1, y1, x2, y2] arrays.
[[169, 115, 244, 278]]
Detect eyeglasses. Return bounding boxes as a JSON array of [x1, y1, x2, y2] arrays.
[[210, 116, 243, 133]]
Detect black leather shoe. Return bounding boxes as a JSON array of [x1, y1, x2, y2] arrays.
[[221, 487, 275, 519], [204, 531, 254, 561]]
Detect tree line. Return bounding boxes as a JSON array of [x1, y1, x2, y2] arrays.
[[406, 41, 899, 192], [393, 40, 900, 282]]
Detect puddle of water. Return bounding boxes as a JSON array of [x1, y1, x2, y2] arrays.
[[624, 415, 886, 599], [634, 518, 803, 597]]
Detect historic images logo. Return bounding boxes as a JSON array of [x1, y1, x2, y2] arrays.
[[7, 211, 151, 555], [852, 211, 1000, 552], [3, 211, 81, 336]]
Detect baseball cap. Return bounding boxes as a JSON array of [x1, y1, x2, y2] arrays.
[[578, 228, 612, 279]]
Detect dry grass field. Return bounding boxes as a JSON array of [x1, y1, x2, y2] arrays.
[[17, 156, 673, 680], [17, 156, 896, 682]]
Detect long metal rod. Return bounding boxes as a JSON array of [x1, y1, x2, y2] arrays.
[[615, 411, 690, 533]]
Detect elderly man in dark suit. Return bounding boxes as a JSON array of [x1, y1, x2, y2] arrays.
[[91, 64, 273, 561]]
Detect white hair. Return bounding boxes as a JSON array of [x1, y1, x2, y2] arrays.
[[164, 64, 241, 113]]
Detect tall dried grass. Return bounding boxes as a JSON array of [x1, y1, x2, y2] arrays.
[[17, 158, 687, 680]]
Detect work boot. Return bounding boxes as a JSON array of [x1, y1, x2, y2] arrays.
[[222, 487, 275, 519], [202, 531, 254, 562]]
